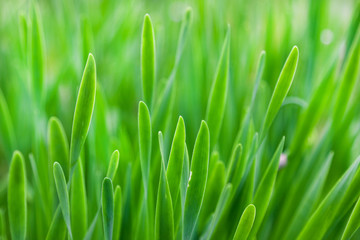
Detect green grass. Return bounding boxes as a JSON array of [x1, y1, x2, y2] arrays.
[[0, 0, 360, 239]]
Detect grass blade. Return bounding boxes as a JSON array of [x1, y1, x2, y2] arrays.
[[167, 116, 186, 202], [0, 89, 16, 158], [233, 204, 256, 240], [113, 186, 122, 240], [8, 151, 27, 240], [248, 137, 285, 238], [70, 53, 96, 168], [155, 132, 175, 240], [183, 121, 210, 239], [107, 150, 120, 180], [102, 177, 114, 240], [260, 46, 299, 140], [48, 117, 70, 181], [138, 101, 152, 194], [53, 162, 72, 238], [141, 14, 156, 107], [205, 26, 230, 148], [342, 194, 360, 240], [70, 161, 88, 240], [46, 206, 67, 240]]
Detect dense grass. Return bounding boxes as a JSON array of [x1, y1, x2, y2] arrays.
[[0, 0, 360, 239]]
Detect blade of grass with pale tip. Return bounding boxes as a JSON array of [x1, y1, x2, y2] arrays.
[[138, 101, 152, 193], [233, 204, 256, 240], [0, 89, 16, 158], [183, 121, 210, 240], [141, 14, 156, 107], [341, 194, 360, 240], [248, 137, 284, 238], [71, 161, 87, 240], [167, 116, 186, 202], [70, 53, 96, 168], [202, 183, 232, 240], [48, 117, 70, 181], [298, 156, 360, 240], [53, 162, 72, 238], [113, 186, 122, 240], [107, 150, 120, 180], [102, 177, 114, 240], [8, 151, 27, 240], [205, 26, 230, 148], [46, 206, 67, 240], [155, 132, 174, 240], [260, 46, 299, 140]]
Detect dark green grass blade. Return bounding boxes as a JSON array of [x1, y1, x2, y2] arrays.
[[102, 177, 114, 240]]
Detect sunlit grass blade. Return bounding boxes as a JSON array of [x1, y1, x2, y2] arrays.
[[83, 208, 101, 240], [167, 116, 186, 202], [298, 156, 360, 239], [107, 150, 120, 180], [48, 117, 70, 181], [341, 194, 360, 240], [53, 162, 72, 238], [141, 14, 156, 107], [8, 151, 27, 240], [102, 177, 114, 240], [0, 89, 16, 158], [205, 26, 230, 148], [232, 204, 256, 240], [248, 137, 284, 238], [71, 161, 88, 240], [183, 121, 210, 239], [46, 207, 67, 240], [70, 53, 96, 168], [138, 101, 152, 193], [113, 186, 122, 240], [260, 46, 299, 140], [155, 132, 174, 240]]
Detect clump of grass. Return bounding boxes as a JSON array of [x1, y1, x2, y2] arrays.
[[0, 0, 360, 240]]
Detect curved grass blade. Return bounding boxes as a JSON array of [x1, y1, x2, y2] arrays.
[[102, 177, 114, 240], [342, 194, 360, 240], [138, 101, 152, 194], [70, 161, 87, 240], [83, 207, 101, 240], [167, 116, 186, 202], [298, 156, 360, 240], [8, 151, 27, 240], [0, 89, 16, 158], [141, 14, 156, 107], [205, 26, 230, 148], [248, 137, 284, 238], [233, 204, 256, 240], [53, 162, 72, 238], [46, 206, 67, 240], [113, 186, 122, 240], [183, 121, 210, 239], [260, 46, 299, 140], [107, 150, 120, 180], [48, 117, 70, 181], [70, 53, 96, 168], [155, 132, 174, 240]]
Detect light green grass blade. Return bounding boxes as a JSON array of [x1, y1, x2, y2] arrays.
[[53, 162, 72, 239], [48, 117, 70, 181], [70, 53, 96, 167], [83, 207, 101, 240], [107, 150, 120, 180], [46, 206, 67, 240], [183, 121, 210, 239], [248, 137, 284, 238], [141, 14, 156, 107], [167, 116, 186, 202], [8, 151, 27, 240], [260, 46, 299, 140], [205, 26, 230, 148], [298, 156, 360, 240], [102, 177, 114, 240], [342, 194, 360, 240], [113, 186, 122, 240], [70, 161, 87, 240], [155, 132, 175, 240], [233, 204, 256, 240], [0, 89, 16, 158], [138, 101, 152, 193]]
